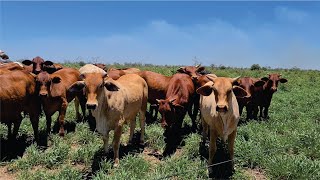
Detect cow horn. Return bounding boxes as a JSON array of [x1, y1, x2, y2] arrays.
[[156, 99, 161, 104], [206, 74, 217, 81], [195, 64, 201, 68], [29, 72, 37, 77]]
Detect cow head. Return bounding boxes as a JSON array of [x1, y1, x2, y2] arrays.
[[156, 98, 184, 128], [177, 65, 206, 81], [261, 73, 287, 93], [233, 77, 265, 104], [93, 63, 107, 71], [196, 76, 248, 113], [68, 72, 118, 110], [22, 56, 58, 74], [35, 71, 52, 97]]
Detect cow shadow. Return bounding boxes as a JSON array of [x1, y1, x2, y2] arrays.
[[52, 120, 76, 134], [0, 133, 38, 162], [199, 138, 234, 179], [162, 123, 193, 157], [89, 132, 145, 177]]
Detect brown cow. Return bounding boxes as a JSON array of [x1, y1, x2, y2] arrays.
[[0, 62, 25, 73], [22, 56, 63, 74], [93, 63, 107, 71], [68, 70, 148, 167], [254, 73, 287, 119], [156, 73, 195, 131], [107, 67, 141, 80], [137, 71, 171, 122], [197, 76, 247, 170], [234, 77, 265, 120], [35, 68, 85, 136], [0, 70, 41, 140], [177, 65, 206, 81]]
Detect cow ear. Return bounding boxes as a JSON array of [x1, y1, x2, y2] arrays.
[[206, 74, 217, 82], [254, 80, 265, 87], [22, 60, 33, 66], [196, 85, 213, 96], [52, 76, 61, 84], [233, 86, 248, 98], [68, 81, 85, 93], [261, 77, 269, 81], [104, 81, 119, 91], [196, 66, 205, 72], [169, 98, 176, 104], [43, 61, 54, 66], [177, 67, 186, 73], [279, 78, 287, 83], [102, 73, 108, 79]]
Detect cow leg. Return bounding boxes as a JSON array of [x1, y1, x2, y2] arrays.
[[188, 102, 198, 132], [46, 114, 52, 135], [74, 97, 82, 122], [139, 110, 146, 145], [29, 113, 39, 143], [227, 130, 237, 169], [128, 118, 136, 144], [259, 106, 263, 119], [12, 117, 22, 139], [208, 130, 217, 165], [201, 118, 208, 145], [239, 104, 244, 116], [78, 94, 87, 121], [246, 104, 253, 120], [113, 125, 123, 167], [7, 123, 12, 139], [103, 131, 110, 153], [263, 106, 270, 119], [58, 99, 68, 136]]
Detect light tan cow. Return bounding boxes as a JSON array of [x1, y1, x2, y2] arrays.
[[69, 68, 148, 167], [196, 75, 248, 169]]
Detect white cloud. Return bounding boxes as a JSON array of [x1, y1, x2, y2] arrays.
[[274, 6, 309, 24]]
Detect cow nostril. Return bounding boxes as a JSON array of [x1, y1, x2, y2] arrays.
[[216, 106, 228, 112], [39, 94, 48, 97], [87, 104, 97, 110]]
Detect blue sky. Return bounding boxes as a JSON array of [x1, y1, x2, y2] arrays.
[[1, 1, 320, 69]]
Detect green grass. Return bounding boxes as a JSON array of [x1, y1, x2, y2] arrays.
[[1, 63, 320, 179]]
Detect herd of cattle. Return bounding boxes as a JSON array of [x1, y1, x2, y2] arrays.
[[0, 56, 287, 169]]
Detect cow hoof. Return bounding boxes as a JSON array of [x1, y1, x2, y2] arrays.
[[113, 159, 119, 167], [58, 130, 65, 137]]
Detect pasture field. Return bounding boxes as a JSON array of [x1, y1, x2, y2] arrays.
[[1, 63, 320, 180]]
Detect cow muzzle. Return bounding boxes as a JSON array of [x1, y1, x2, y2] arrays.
[[216, 105, 228, 112], [271, 87, 277, 92], [86, 103, 97, 110]]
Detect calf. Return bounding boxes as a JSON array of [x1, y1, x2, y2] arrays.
[[22, 56, 63, 74], [234, 77, 265, 120], [35, 68, 85, 136], [137, 71, 172, 122], [69, 71, 148, 167], [197, 76, 247, 169], [0, 70, 41, 140], [254, 73, 287, 119]]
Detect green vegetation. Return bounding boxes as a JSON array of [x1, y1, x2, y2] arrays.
[[1, 63, 320, 179]]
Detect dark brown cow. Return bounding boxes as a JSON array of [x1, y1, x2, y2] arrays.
[[254, 73, 287, 119], [156, 73, 195, 129], [0, 70, 41, 140], [137, 71, 172, 122], [22, 56, 63, 74], [35, 68, 85, 136], [234, 77, 265, 120]]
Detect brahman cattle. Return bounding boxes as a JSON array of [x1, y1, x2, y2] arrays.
[[156, 73, 195, 132], [35, 68, 85, 136], [254, 73, 288, 119], [0, 70, 41, 140], [69, 66, 148, 167], [197, 75, 247, 169], [22, 56, 63, 74], [234, 77, 265, 120]]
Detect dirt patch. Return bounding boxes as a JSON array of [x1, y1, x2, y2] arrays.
[[142, 148, 162, 166], [0, 166, 16, 180], [244, 168, 268, 180]]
